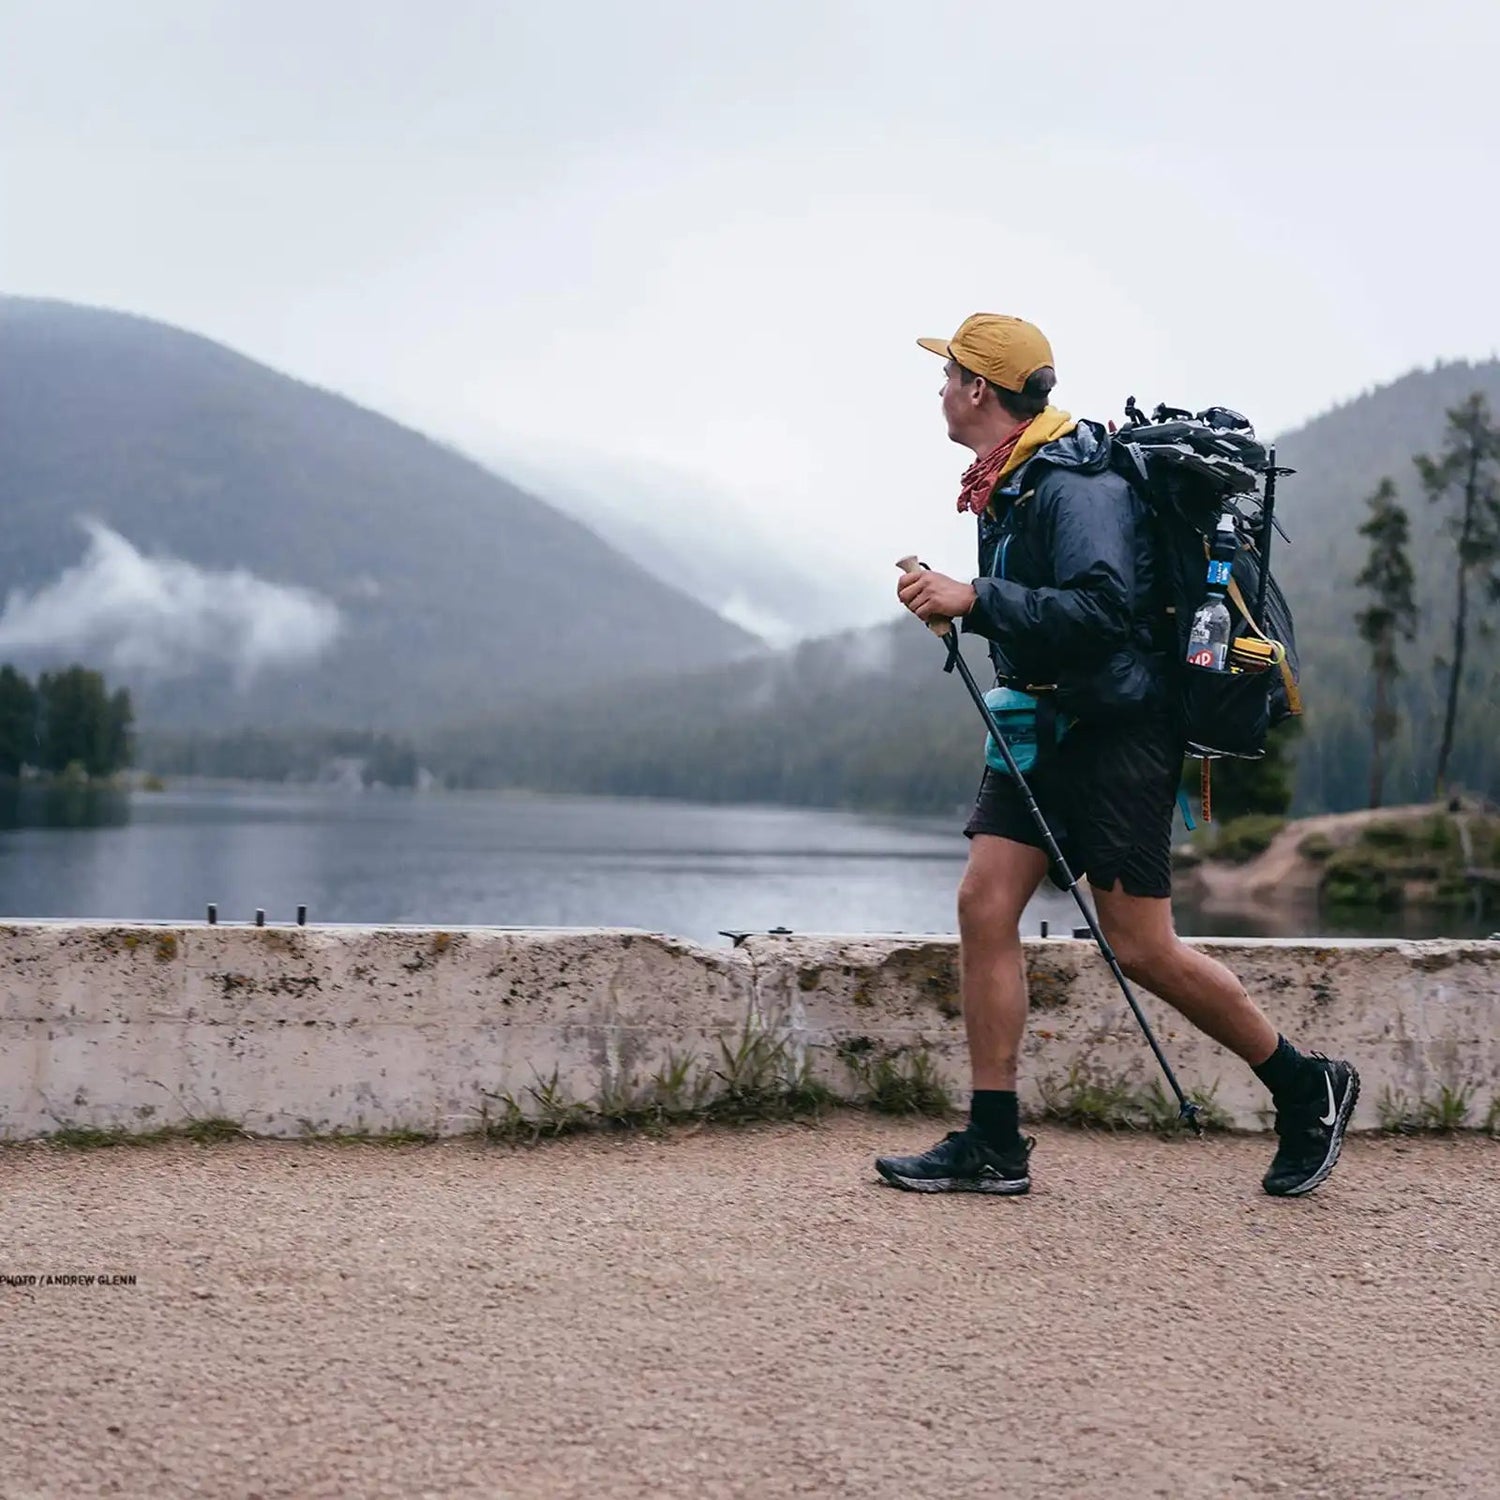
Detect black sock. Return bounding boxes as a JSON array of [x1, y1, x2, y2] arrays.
[[1251, 1035, 1307, 1100], [969, 1089, 1020, 1147]]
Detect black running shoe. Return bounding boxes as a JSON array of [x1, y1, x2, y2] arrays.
[[875, 1129, 1033, 1195], [1262, 1056, 1360, 1197]]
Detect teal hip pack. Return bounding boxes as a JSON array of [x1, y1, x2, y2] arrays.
[[980, 529, 1070, 777], [983, 686, 1069, 776]]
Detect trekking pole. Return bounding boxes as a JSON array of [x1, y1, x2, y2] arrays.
[[1253, 444, 1296, 627], [1254, 444, 1277, 628], [896, 557, 1203, 1134]]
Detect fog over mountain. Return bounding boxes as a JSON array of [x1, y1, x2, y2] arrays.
[[0, 297, 762, 731], [0, 520, 343, 686], [488, 448, 875, 646]]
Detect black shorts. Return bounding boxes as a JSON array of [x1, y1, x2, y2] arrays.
[[963, 713, 1184, 898]]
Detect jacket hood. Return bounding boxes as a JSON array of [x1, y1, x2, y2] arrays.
[[999, 417, 1114, 493]]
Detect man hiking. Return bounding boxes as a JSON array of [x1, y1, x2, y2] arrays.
[[879, 313, 1358, 1199]]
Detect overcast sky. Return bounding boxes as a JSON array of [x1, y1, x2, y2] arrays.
[[3, 0, 1497, 622]]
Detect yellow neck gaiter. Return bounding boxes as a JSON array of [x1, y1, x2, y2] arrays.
[[998, 406, 1077, 482]]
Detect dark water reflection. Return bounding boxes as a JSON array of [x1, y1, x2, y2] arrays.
[[0, 780, 131, 831], [1175, 900, 1494, 942], [0, 782, 1490, 946]]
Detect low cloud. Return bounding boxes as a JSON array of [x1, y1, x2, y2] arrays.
[[0, 521, 342, 685], [718, 591, 799, 649], [841, 624, 897, 677]]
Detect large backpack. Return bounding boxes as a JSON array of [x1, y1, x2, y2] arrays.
[[1108, 399, 1303, 768]]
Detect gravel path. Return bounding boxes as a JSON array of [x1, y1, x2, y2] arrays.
[[2, 1118, 1496, 1500]]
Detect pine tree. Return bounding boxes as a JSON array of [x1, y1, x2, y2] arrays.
[[36, 666, 132, 776], [1354, 479, 1418, 808], [1416, 393, 1500, 795], [0, 666, 39, 777]]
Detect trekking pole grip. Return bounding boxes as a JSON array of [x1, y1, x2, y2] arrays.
[[895, 555, 952, 636]]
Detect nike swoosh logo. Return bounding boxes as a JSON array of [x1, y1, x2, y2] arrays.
[[1319, 1072, 1338, 1128]]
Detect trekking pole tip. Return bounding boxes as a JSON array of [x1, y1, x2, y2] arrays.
[[1181, 1100, 1205, 1137]]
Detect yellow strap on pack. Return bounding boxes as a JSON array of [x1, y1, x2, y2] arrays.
[[1226, 577, 1302, 716]]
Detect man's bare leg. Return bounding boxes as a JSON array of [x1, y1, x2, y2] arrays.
[[1091, 880, 1360, 1197], [957, 836, 1050, 1088], [874, 835, 1046, 1193], [1089, 883, 1276, 1063]]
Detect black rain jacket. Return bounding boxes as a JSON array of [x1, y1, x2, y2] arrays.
[[961, 419, 1169, 722]]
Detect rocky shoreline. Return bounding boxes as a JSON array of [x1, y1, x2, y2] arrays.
[[1176, 798, 1500, 928]]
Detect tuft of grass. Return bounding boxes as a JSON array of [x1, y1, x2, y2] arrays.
[[777, 1060, 841, 1121], [1140, 1079, 1232, 1135], [479, 1071, 590, 1145], [706, 1022, 790, 1122], [1376, 1086, 1422, 1134], [45, 1125, 140, 1150], [1034, 1065, 1229, 1136], [1424, 1082, 1475, 1132], [479, 1025, 839, 1145], [1035, 1063, 1143, 1131], [590, 1049, 721, 1135], [526, 1068, 592, 1139], [703, 1022, 835, 1124], [1485, 1094, 1500, 1137], [646, 1048, 716, 1123], [840, 1042, 952, 1116], [1379, 1081, 1477, 1134], [42, 1116, 248, 1149], [593, 1073, 647, 1131], [480, 1091, 530, 1144], [174, 1116, 248, 1143]]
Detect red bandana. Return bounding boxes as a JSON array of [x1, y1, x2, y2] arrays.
[[956, 424, 1027, 517]]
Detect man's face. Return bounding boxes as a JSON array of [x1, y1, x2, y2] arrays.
[[939, 359, 981, 446]]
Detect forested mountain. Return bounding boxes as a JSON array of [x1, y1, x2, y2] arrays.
[[426, 619, 994, 814], [0, 297, 760, 731], [421, 361, 1500, 816], [1272, 359, 1500, 810]]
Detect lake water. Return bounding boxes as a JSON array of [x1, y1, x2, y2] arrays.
[[0, 783, 1488, 945]]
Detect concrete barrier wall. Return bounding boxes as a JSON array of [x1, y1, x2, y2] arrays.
[[1, 922, 1496, 1139]]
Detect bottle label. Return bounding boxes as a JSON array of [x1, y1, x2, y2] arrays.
[[1205, 560, 1232, 587], [1188, 643, 1228, 671]]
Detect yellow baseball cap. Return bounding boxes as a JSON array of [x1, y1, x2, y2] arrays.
[[917, 313, 1055, 393]]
